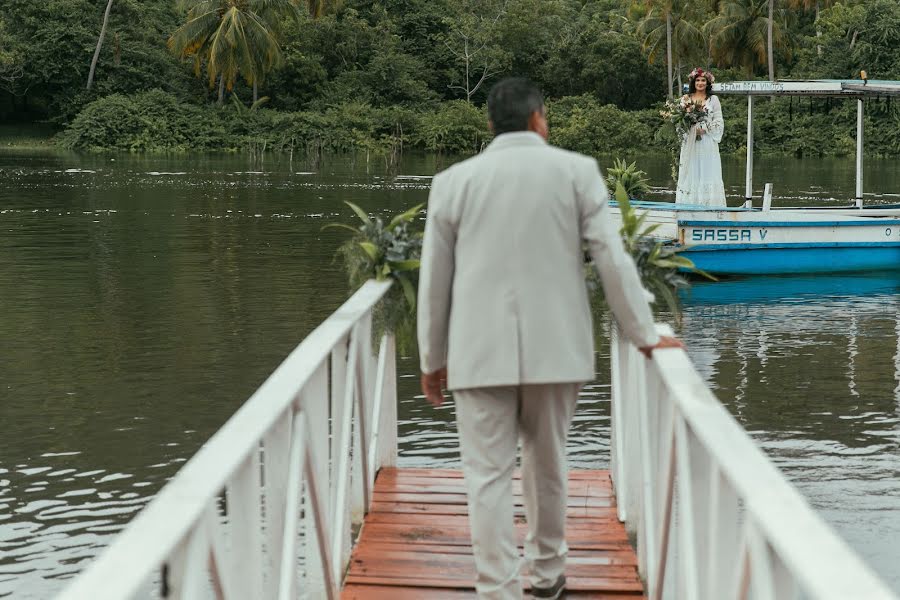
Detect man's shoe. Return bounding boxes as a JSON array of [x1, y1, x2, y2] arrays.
[[532, 574, 566, 599]]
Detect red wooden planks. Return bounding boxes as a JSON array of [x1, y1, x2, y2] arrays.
[[340, 468, 645, 599]]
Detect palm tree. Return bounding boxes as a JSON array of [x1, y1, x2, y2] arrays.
[[168, 0, 319, 104], [706, 0, 791, 79], [637, 0, 705, 99]]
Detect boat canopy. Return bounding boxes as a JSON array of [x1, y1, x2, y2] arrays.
[[714, 78, 900, 205], [716, 79, 900, 97]]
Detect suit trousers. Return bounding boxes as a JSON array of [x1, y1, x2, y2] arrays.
[[454, 383, 580, 600]]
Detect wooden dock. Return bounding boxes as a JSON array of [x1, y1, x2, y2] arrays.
[[341, 467, 645, 599]]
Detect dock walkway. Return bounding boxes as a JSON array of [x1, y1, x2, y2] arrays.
[[342, 467, 644, 599], [57, 280, 898, 600]]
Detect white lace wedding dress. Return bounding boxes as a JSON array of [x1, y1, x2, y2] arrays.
[[675, 94, 726, 207]]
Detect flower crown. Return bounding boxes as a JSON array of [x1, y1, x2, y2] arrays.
[[689, 67, 715, 83]]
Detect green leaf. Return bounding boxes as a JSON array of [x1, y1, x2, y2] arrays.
[[358, 241, 381, 262], [634, 210, 650, 231], [345, 201, 373, 227], [654, 258, 691, 269], [396, 272, 417, 310], [321, 223, 361, 233], [615, 182, 631, 213], [692, 267, 718, 281], [651, 279, 682, 325], [641, 223, 662, 237], [388, 203, 425, 230], [389, 259, 421, 272]]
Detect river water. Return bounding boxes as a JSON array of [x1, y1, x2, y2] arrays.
[[1, 150, 899, 598]]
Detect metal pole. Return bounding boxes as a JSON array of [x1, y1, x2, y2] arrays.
[[856, 98, 864, 207], [745, 96, 754, 202]]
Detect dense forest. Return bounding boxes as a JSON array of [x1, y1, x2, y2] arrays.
[[2, 0, 900, 157]]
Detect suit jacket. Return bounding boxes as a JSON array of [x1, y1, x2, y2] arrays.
[[417, 131, 659, 391]]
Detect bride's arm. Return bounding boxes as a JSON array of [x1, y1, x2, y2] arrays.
[[708, 96, 724, 143]]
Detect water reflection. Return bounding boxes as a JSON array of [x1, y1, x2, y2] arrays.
[[680, 273, 900, 591], [2, 151, 900, 597]]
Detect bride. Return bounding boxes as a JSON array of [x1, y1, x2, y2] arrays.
[[676, 68, 726, 207]]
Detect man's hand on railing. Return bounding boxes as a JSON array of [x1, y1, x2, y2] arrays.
[[639, 335, 685, 359], [421, 367, 448, 407]]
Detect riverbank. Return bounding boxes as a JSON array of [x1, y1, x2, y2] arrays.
[[8, 91, 900, 160], [0, 124, 58, 150]]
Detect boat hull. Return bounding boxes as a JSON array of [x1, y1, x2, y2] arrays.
[[681, 246, 900, 275], [609, 201, 900, 275]]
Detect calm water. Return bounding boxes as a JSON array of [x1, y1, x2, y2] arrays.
[[1, 150, 899, 598]]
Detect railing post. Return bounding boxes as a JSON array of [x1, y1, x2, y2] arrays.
[[332, 325, 360, 587], [622, 343, 643, 539], [229, 449, 264, 598], [303, 362, 330, 596], [330, 338, 348, 527], [609, 322, 624, 517], [262, 412, 292, 598], [351, 312, 373, 524], [370, 334, 398, 480]]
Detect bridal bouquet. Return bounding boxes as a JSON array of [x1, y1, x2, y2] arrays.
[[661, 97, 708, 141]]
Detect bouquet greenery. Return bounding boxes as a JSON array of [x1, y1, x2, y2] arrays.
[[659, 97, 708, 182]]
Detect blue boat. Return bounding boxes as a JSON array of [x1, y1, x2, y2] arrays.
[[614, 79, 900, 276]]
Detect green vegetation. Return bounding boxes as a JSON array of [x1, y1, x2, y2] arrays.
[[329, 181, 701, 348], [3, 0, 900, 158], [327, 201, 424, 352], [585, 183, 715, 324], [606, 158, 653, 198]]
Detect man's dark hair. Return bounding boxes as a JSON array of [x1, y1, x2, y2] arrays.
[[688, 75, 713, 97], [487, 78, 544, 135]]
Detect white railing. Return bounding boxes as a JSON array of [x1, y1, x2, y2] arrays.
[[59, 281, 898, 600], [59, 280, 397, 600], [610, 323, 897, 600]]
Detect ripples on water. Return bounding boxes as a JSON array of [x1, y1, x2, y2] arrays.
[[1, 151, 900, 597]]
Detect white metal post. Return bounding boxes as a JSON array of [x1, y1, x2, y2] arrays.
[[304, 362, 330, 596], [609, 323, 625, 519], [856, 98, 865, 207], [262, 414, 291, 599], [372, 334, 398, 472], [351, 314, 372, 524], [745, 96, 755, 202]]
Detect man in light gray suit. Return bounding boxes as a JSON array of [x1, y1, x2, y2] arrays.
[[417, 78, 682, 600]]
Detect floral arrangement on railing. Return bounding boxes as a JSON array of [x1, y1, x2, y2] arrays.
[[587, 182, 712, 324], [325, 201, 424, 351], [328, 162, 710, 346]]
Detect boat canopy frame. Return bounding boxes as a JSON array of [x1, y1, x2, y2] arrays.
[[715, 79, 900, 206]]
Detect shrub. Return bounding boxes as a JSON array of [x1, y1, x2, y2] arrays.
[[548, 95, 660, 156], [416, 101, 491, 155], [60, 90, 228, 152]]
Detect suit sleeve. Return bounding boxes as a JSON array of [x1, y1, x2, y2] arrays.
[[578, 159, 660, 348], [417, 172, 456, 374]]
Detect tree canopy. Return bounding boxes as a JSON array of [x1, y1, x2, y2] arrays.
[[1, 0, 898, 154]]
